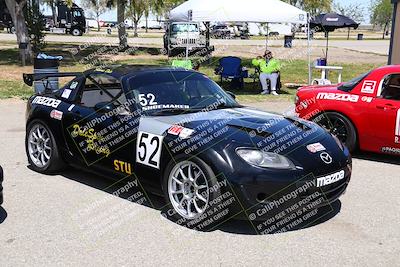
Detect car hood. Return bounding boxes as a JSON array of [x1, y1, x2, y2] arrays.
[[298, 84, 342, 94], [139, 107, 327, 151], [139, 107, 349, 174]]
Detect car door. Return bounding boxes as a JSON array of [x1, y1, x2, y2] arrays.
[[367, 73, 400, 153], [62, 73, 140, 177]]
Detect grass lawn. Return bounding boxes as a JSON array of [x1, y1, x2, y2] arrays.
[[0, 44, 383, 102]]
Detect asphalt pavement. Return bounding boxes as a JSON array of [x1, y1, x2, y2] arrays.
[[0, 99, 399, 266]]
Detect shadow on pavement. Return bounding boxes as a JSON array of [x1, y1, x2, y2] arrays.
[[218, 200, 342, 235], [0, 206, 7, 224], [353, 151, 400, 166], [37, 166, 342, 235]]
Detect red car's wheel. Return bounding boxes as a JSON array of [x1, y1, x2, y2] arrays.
[[313, 112, 358, 152]]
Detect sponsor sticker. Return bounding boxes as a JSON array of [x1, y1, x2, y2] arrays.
[[32, 96, 61, 108], [316, 170, 345, 187], [61, 89, 72, 99], [394, 109, 400, 144], [316, 92, 359, 103], [382, 147, 400, 154], [68, 104, 75, 111], [361, 80, 377, 94], [179, 128, 195, 139], [306, 143, 326, 153], [50, 110, 63, 120], [70, 81, 79, 90], [114, 159, 132, 175], [168, 125, 184, 136], [361, 96, 373, 103], [167, 125, 194, 139]]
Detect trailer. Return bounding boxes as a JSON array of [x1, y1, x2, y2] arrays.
[[0, 0, 86, 36]]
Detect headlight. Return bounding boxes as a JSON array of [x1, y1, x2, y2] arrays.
[[295, 95, 300, 105], [236, 149, 295, 169]]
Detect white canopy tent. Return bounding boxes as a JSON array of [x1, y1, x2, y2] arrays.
[[169, 0, 307, 24], [169, 0, 312, 84]]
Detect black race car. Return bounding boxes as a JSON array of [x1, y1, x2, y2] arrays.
[[23, 66, 351, 230]]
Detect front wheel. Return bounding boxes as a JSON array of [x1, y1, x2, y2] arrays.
[[71, 28, 82, 36], [26, 120, 66, 173], [313, 112, 357, 152], [163, 156, 227, 228]]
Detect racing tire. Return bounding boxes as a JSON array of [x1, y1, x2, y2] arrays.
[[162, 155, 227, 230], [26, 120, 66, 174], [313, 112, 357, 152]]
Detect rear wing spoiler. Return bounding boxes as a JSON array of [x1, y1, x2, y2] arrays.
[[23, 72, 83, 87]]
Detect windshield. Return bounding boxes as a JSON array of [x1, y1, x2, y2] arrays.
[[127, 71, 240, 116], [171, 24, 199, 33], [338, 71, 371, 91]]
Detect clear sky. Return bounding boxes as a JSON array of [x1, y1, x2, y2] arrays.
[[45, 0, 373, 24]]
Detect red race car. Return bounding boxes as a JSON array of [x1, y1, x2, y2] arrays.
[[295, 65, 400, 155]]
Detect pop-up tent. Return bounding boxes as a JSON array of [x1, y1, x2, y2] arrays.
[[169, 0, 307, 24], [169, 0, 313, 84]]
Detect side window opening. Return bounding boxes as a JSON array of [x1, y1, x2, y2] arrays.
[[380, 74, 400, 101]]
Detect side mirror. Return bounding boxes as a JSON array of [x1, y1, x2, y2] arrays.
[[227, 91, 236, 99], [94, 102, 116, 113]]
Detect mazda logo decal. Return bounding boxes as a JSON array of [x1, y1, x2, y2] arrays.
[[320, 152, 333, 164]]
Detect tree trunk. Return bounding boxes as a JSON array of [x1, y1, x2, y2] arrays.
[[5, 0, 33, 66], [134, 20, 138, 37], [51, 0, 57, 27], [117, 0, 128, 49], [145, 16, 148, 33], [97, 13, 101, 32], [383, 23, 388, 40], [347, 28, 350, 40]]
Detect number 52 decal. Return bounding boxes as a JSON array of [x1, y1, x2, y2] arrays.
[[136, 132, 164, 169]]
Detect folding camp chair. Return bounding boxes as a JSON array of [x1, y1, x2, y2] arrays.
[[214, 56, 248, 89]]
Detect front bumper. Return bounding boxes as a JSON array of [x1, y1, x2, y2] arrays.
[[225, 162, 352, 222]]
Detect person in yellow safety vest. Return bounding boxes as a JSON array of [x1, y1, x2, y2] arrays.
[[252, 50, 281, 96]]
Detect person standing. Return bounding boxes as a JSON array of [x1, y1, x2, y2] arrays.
[[252, 50, 281, 95]]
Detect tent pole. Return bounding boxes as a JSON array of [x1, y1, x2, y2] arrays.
[[326, 31, 329, 64], [186, 23, 189, 60], [266, 22, 269, 50], [307, 14, 312, 85]]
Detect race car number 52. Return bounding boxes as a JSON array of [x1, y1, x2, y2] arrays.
[[136, 132, 164, 169]]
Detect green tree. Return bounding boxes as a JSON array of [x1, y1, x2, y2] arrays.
[[43, 0, 58, 26], [106, 0, 128, 49], [126, 0, 146, 37], [4, 0, 33, 65], [25, 0, 46, 53], [82, 0, 109, 31], [333, 1, 364, 39], [371, 0, 393, 39], [283, 0, 332, 15]]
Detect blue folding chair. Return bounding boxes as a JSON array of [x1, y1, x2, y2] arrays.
[[215, 56, 248, 89]]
